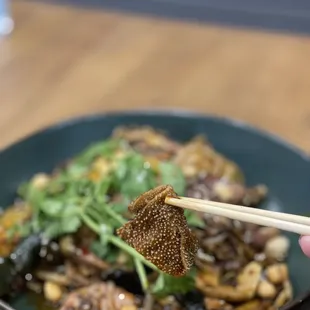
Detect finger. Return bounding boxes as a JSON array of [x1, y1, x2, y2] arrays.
[[299, 236, 310, 257]]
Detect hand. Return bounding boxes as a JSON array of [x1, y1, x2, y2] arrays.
[[299, 236, 310, 257]]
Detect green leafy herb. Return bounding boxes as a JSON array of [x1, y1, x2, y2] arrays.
[[74, 139, 121, 165], [13, 137, 199, 297], [151, 270, 196, 297], [65, 163, 88, 178], [184, 209, 205, 228], [44, 216, 81, 239], [158, 162, 186, 195], [90, 240, 119, 263], [113, 152, 157, 202], [110, 202, 128, 215], [17, 182, 30, 198], [90, 240, 109, 258], [40, 200, 64, 217]]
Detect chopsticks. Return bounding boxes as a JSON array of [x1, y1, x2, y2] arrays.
[[165, 196, 310, 235], [0, 300, 16, 310]]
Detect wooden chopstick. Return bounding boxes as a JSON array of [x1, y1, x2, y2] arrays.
[[165, 196, 310, 235], [0, 300, 16, 310], [179, 196, 310, 226]]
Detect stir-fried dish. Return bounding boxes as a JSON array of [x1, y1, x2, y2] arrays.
[[0, 126, 291, 310]]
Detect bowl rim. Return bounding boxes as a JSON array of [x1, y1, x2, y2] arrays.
[[1, 109, 309, 164]]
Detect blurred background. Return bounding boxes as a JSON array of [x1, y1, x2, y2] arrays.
[[1, 0, 310, 151]]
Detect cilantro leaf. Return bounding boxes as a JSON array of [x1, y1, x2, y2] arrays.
[[66, 163, 88, 178], [44, 216, 81, 239], [17, 182, 30, 198], [90, 240, 120, 263], [110, 202, 128, 214], [158, 162, 186, 195], [90, 240, 109, 258], [25, 185, 46, 208], [63, 216, 81, 233], [151, 271, 196, 297], [75, 139, 120, 165], [184, 209, 205, 228], [99, 223, 114, 246], [93, 177, 111, 201], [40, 200, 63, 217], [113, 153, 157, 201]]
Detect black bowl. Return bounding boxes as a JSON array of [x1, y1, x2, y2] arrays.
[[1, 111, 310, 309]]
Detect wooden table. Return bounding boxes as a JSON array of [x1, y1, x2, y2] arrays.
[[1, 1, 310, 152]]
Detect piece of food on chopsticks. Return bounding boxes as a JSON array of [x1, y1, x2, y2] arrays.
[[117, 185, 199, 276]]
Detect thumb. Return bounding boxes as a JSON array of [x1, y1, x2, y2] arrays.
[[299, 236, 310, 257]]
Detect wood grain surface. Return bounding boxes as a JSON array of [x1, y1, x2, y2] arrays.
[[1, 1, 310, 152]]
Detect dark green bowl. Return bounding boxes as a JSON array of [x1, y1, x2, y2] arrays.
[[1, 111, 310, 309]]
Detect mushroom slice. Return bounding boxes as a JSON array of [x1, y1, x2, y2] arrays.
[[65, 261, 90, 286], [235, 300, 263, 310], [117, 185, 199, 276], [36, 270, 71, 286], [186, 176, 267, 207], [196, 285, 255, 303], [264, 235, 290, 261], [204, 298, 233, 310], [196, 265, 220, 287], [196, 261, 262, 303], [43, 281, 65, 302], [256, 279, 277, 299], [237, 261, 262, 296], [75, 252, 109, 271], [174, 136, 244, 181], [274, 281, 293, 308], [113, 126, 180, 159], [59, 235, 109, 271], [265, 263, 288, 285]]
